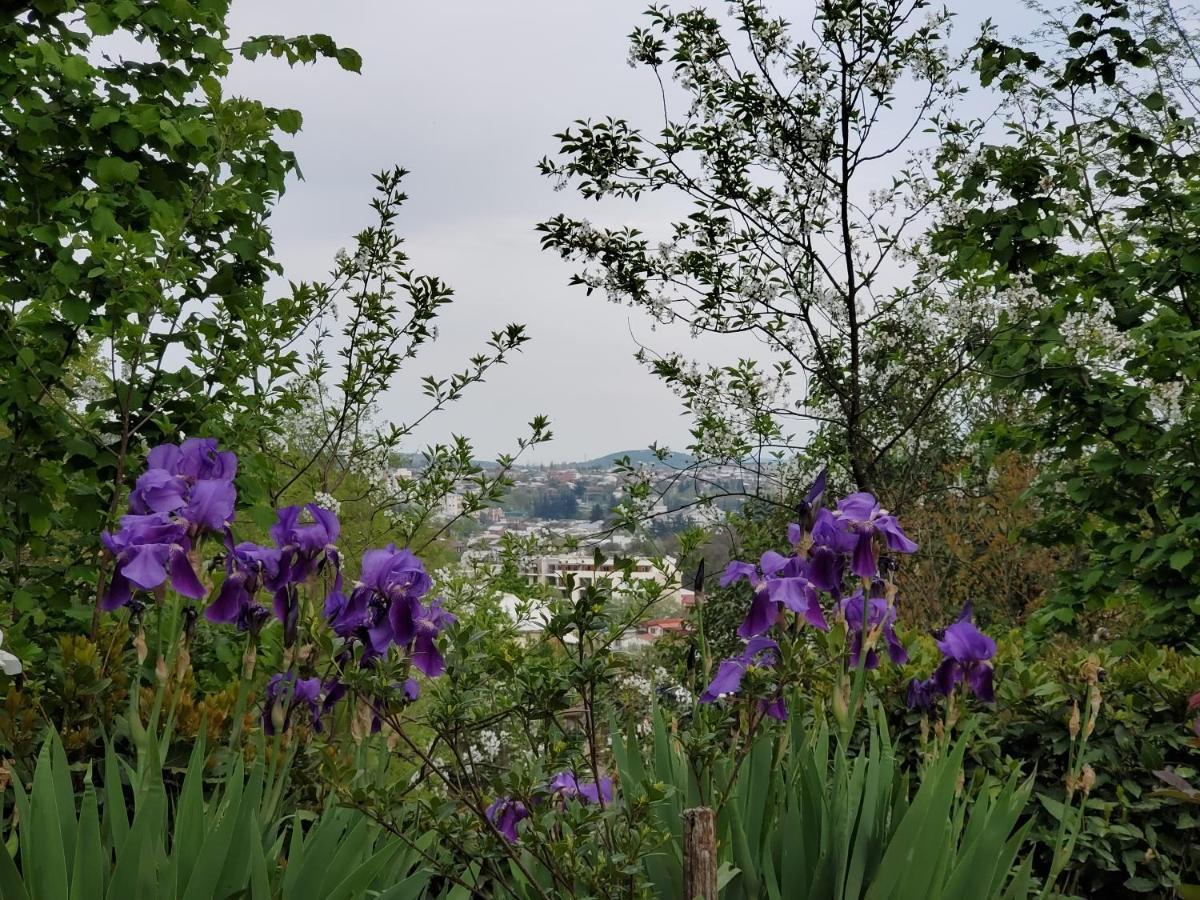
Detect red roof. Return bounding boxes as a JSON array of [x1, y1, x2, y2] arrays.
[[641, 618, 686, 630]]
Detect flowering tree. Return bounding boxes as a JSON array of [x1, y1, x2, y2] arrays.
[[538, 0, 996, 503], [932, 0, 1200, 641]]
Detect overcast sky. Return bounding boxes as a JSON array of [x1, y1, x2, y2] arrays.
[[225, 1, 1030, 463]]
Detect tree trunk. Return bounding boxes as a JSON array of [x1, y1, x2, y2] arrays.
[[683, 806, 718, 900]]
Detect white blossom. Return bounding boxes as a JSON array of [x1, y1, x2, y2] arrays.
[[0, 629, 22, 677], [313, 492, 341, 516]]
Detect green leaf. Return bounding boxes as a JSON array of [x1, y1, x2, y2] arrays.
[[276, 108, 303, 135], [61, 296, 92, 326], [172, 737, 207, 896], [335, 48, 362, 73], [83, 5, 116, 35], [0, 837, 31, 900], [70, 779, 104, 900], [103, 743, 129, 852], [30, 740, 70, 900], [105, 779, 165, 900], [94, 157, 140, 186], [181, 757, 245, 900]]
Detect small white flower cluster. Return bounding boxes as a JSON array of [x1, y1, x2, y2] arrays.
[[1058, 299, 1134, 363], [313, 491, 341, 516], [621, 673, 653, 699], [662, 684, 694, 706], [465, 729, 502, 764], [1149, 379, 1188, 425]]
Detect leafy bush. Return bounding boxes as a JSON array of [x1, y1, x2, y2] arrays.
[[980, 639, 1199, 895], [0, 732, 435, 900], [613, 707, 1033, 900]]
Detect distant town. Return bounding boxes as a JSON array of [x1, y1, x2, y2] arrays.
[[410, 450, 756, 558]]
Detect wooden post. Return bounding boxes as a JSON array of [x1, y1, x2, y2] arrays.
[[683, 806, 717, 900]]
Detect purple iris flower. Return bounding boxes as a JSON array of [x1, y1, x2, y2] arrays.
[[262, 672, 326, 735], [383, 551, 437, 645], [932, 603, 996, 702], [722, 552, 827, 638], [329, 544, 433, 651], [907, 676, 940, 710], [132, 439, 238, 537], [148, 438, 238, 482], [830, 492, 918, 578], [486, 797, 529, 843], [205, 536, 281, 631], [807, 508, 855, 592], [759, 694, 788, 721], [548, 771, 615, 805], [787, 467, 828, 544], [100, 513, 206, 609], [128, 468, 188, 515], [700, 636, 780, 703], [840, 585, 908, 670], [268, 504, 341, 645], [409, 597, 457, 677], [270, 503, 341, 585], [907, 603, 997, 708], [179, 478, 236, 534]]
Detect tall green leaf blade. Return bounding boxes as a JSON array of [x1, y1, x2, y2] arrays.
[[247, 820, 271, 900], [105, 782, 165, 900], [179, 758, 244, 900], [865, 736, 968, 900], [102, 743, 128, 853], [69, 780, 104, 900], [375, 868, 435, 900], [845, 734, 885, 898], [49, 734, 77, 872], [286, 809, 356, 900], [304, 815, 370, 899], [280, 817, 306, 900], [779, 798, 805, 895], [0, 836, 31, 900], [30, 741, 70, 900], [212, 757, 263, 898], [1000, 855, 1034, 900], [172, 737, 207, 897], [323, 840, 404, 900], [11, 775, 31, 885]]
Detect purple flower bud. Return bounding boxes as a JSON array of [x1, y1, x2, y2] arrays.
[[262, 672, 326, 735]]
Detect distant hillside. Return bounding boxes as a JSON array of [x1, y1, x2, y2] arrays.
[[575, 449, 696, 470]]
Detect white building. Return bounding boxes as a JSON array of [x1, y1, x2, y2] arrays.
[[436, 492, 464, 521], [519, 553, 680, 602]]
